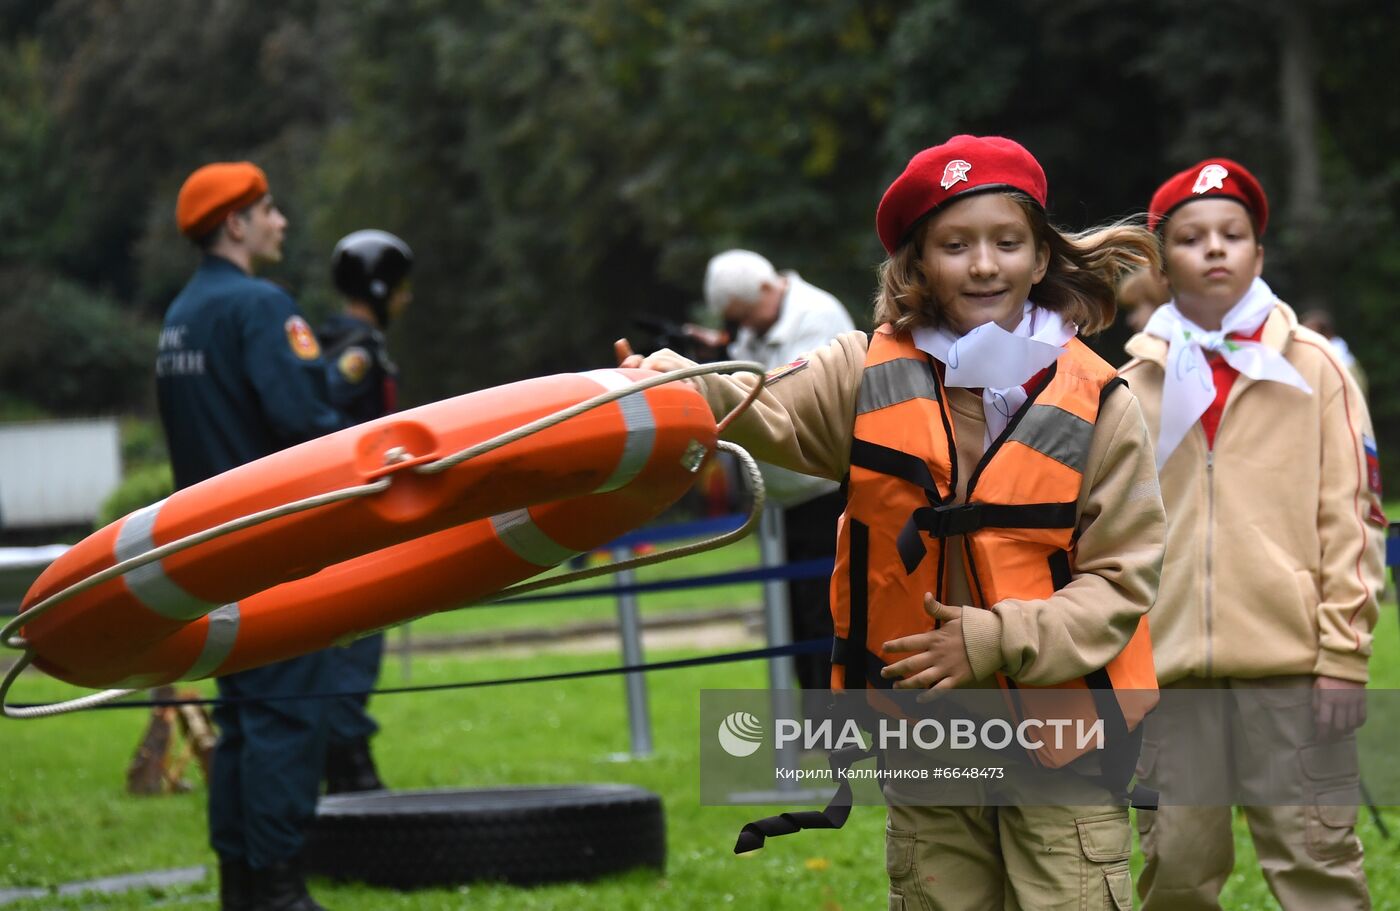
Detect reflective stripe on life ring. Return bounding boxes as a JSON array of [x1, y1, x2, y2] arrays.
[[114, 500, 219, 621]]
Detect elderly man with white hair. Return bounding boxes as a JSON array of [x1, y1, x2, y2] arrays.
[[703, 249, 856, 692]]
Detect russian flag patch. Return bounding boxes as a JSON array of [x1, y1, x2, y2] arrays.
[[764, 357, 809, 385], [1364, 435, 1382, 496]]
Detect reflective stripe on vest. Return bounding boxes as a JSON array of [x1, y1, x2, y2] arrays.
[[1009, 404, 1094, 472], [830, 324, 1157, 770], [856, 359, 939, 415]]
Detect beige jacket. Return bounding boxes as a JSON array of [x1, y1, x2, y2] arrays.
[[693, 330, 1166, 686], [1121, 302, 1384, 684]]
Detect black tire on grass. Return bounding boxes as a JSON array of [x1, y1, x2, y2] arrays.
[[302, 785, 666, 889]]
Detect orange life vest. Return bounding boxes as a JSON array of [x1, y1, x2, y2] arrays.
[[830, 325, 1157, 769]]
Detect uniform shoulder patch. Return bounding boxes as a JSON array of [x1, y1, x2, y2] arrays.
[[1364, 435, 1383, 497], [285, 316, 321, 360], [337, 346, 372, 384], [764, 357, 809, 385]]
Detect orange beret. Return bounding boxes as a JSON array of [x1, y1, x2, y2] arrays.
[[175, 162, 269, 239]]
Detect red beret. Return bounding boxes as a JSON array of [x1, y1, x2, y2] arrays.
[[176, 162, 269, 239], [876, 135, 1048, 254], [1148, 158, 1268, 236]]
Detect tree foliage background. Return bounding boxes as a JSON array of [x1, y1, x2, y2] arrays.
[[3, 0, 1398, 472]]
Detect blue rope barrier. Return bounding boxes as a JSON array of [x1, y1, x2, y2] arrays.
[[7, 639, 833, 712], [497, 558, 834, 605]]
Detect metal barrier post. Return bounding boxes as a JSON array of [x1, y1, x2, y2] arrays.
[[759, 504, 800, 791], [613, 545, 654, 759]]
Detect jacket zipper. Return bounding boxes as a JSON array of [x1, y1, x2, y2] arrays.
[[1203, 365, 1245, 679], [1204, 445, 1215, 677]]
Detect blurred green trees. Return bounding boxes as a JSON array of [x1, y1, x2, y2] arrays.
[[2, 0, 1397, 472]]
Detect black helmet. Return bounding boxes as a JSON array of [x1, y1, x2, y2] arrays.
[[331, 229, 414, 326]]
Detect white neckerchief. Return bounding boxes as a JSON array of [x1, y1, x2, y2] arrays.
[[913, 303, 1077, 447], [1143, 277, 1312, 469]]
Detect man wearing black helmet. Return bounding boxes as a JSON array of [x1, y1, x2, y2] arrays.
[[316, 229, 413, 793]]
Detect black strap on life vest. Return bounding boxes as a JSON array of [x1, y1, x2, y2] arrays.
[[829, 637, 895, 690], [1046, 546, 1157, 810], [733, 742, 875, 854], [849, 439, 946, 502], [832, 517, 900, 692], [895, 501, 1078, 574], [844, 519, 870, 690], [1082, 668, 1159, 811], [1047, 549, 1073, 590]]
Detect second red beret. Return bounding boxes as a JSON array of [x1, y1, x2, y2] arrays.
[[1148, 158, 1268, 236]]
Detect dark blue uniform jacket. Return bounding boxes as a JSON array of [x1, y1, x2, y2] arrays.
[[157, 255, 345, 489], [317, 312, 398, 426]]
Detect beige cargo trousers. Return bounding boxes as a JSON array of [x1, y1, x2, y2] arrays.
[[1136, 677, 1368, 910], [882, 748, 1133, 910]]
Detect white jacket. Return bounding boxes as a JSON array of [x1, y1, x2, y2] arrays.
[[729, 272, 854, 506]]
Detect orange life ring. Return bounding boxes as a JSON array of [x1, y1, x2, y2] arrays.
[[22, 369, 716, 688]]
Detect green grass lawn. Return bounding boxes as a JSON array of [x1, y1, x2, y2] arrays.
[[1, 647, 891, 910], [3, 555, 1400, 908]]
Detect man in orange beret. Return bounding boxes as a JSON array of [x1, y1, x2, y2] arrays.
[[159, 161, 345, 911]]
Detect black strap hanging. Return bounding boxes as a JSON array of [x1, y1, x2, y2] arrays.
[[733, 743, 875, 853]]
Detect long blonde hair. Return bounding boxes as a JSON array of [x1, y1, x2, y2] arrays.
[[872, 193, 1160, 336]]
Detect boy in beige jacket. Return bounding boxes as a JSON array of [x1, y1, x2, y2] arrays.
[[1122, 158, 1384, 910]]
